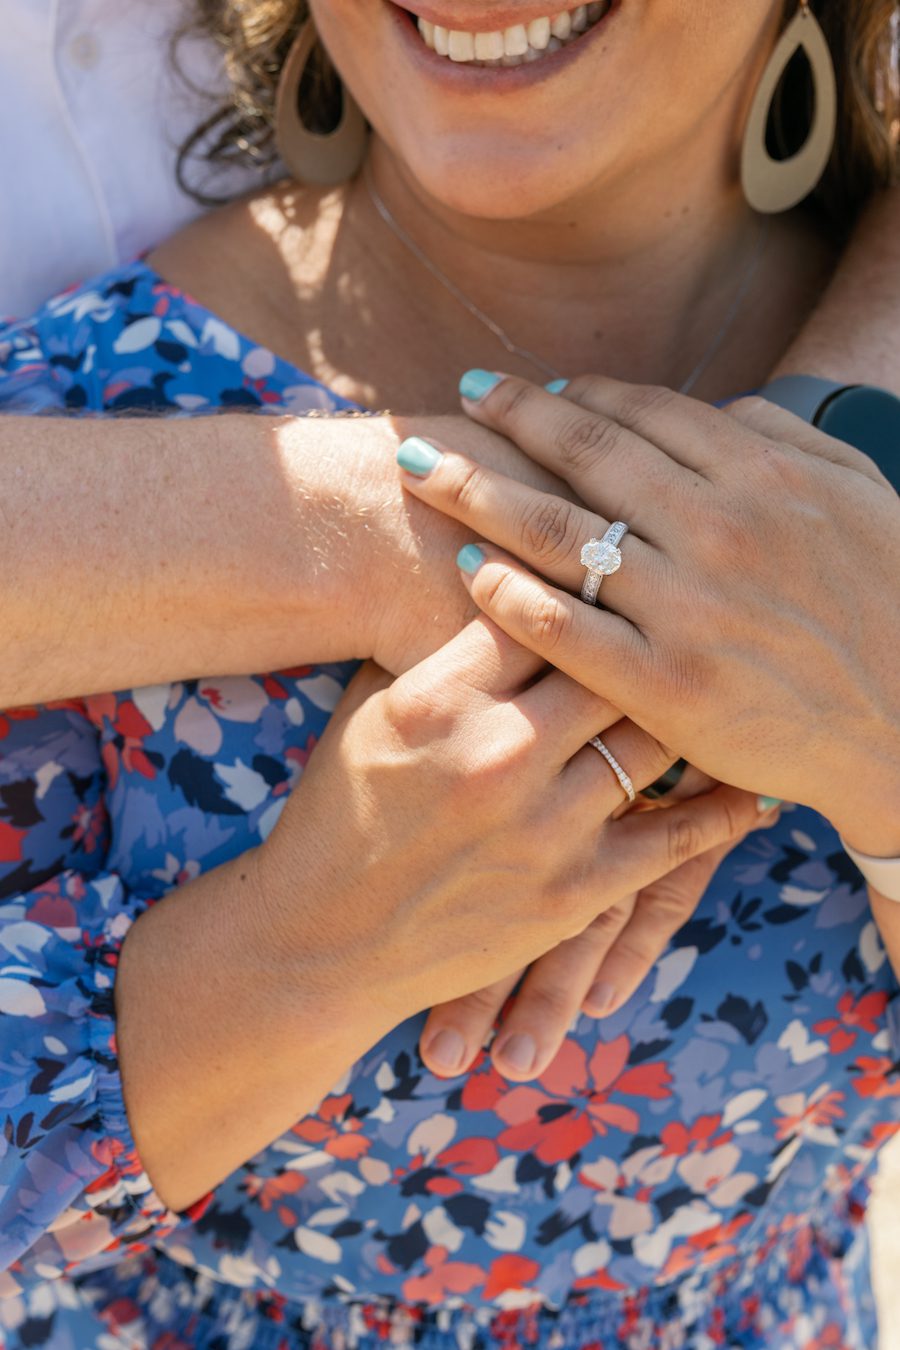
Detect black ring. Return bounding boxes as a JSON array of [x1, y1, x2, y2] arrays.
[[641, 758, 688, 800]]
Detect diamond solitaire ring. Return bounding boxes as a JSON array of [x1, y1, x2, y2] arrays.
[[580, 522, 629, 606], [588, 736, 636, 803]]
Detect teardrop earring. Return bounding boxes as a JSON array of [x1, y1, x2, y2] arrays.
[[274, 20, 368, 186], [741, 0, 837, 214]]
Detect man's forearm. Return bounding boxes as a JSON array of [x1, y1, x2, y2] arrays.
[[773, 189, 900, 392], [0, 412, 388, 706]]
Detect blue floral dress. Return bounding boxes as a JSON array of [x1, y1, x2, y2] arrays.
[[1, 261, 898, 1350]]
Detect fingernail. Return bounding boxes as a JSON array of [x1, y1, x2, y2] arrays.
[[397, 436, 443, 478], [457, 544, 486, 574], [460, 369, 503, 402], [426, 1027, 465, 1074], [757, 796, 782, 812], [494, 1033, 536, 1074], [586, 980, 617, 1015], [544, 379, 569, 394]]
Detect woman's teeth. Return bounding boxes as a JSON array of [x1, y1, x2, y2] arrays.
[[416, 2, 610, 66]]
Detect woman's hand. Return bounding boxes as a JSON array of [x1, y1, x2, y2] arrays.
[[418, 793, 779, 1082], [349, 411, 577, 675], [258, 615, 772, 1027], [396, 373, 900, 859]]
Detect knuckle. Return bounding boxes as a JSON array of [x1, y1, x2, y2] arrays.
[[478, 563, 521, 615], [384, 676, 440, 738], [524, 589, 572, 652], [615, 383, 676, 428], [456, 985, 505, 1020], [495, 378, 538, 425], [604, 930, 655, 969], [444, 458, 484, 515], [564, 373, 602, 401], [726, 394, 770, 429], [667, 812, 706, 870], [749, 438, 803, 487], [716, 793, 748, 843], [519, 496, 581, 568], [520, 980, 573, 1022], [557, 413, 622, 474]]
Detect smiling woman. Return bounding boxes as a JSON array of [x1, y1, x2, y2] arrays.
[[1, 1, 900, 1349]]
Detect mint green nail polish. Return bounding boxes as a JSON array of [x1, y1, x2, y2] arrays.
[[460, 369, 503, 402], [545, 378, 569, 394], [397, 436, 442, 477], [457, 544, 485, 574], [757, 796, 782, 812]]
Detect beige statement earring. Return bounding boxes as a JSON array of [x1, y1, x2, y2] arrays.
[[274, 20, 368, 185], [741, 0, 837, 214]]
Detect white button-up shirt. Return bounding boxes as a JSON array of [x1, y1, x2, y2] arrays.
[[1, 0, 268, 318]]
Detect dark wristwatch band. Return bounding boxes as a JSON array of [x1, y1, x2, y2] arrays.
[[759, 375, 900, 492]]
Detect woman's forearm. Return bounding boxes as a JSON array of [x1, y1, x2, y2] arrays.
[[115, 846, 390, 1214], [773, 189, 900, 392]]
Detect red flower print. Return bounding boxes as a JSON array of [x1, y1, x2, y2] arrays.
[[100, 1297, 143, 1332], [26, 876, 78, 931], [0, 820, 23, 863], [291, 1092, 370, 1159], [461, 1049, 508, 1112], [390, 1134, 500, 1197], [813, 990, 889, 1055], [494, 1036, 671, 1165], [661, 1214, 752, 1279], [0, 705, 39, 739], [850, 1055, 900, 1099], [436, 1136, 501, 1177], [775, 1087, 845, 1145], [89, 695, 158, 788], [240, 1169, 307, 1222], [481, 1254, 541, 1302], [572, 1266, 627, 1295], [660, 1114, 731, 1157], [401, 1244, 484, 1305], [70, 798, 106, 853], [804, 1327, 851, 1350]]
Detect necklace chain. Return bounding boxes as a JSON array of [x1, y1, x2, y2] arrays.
[[364, 165, 768, 398]]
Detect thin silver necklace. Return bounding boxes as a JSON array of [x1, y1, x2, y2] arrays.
[[364, 166, 768, 397]]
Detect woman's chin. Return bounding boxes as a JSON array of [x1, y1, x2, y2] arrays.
[[397, 145, 593, 222]]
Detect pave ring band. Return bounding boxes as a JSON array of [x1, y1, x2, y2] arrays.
[[588, 736, 636, 803], [581, 522, 629, 606]]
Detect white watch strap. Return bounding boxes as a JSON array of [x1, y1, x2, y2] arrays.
[[841, 838, 900, 902]]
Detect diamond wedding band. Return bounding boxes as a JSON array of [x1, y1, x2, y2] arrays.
[[580, 522, 629, 606], [588, 736, 636, 803]]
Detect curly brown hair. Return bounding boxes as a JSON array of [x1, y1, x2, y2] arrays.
[[175, 0, 900, 228]]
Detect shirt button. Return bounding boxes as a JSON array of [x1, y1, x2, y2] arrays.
[[68, 33, 100, 70]]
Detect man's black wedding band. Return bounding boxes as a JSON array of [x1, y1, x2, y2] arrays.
[[641, 759, 688, 800]]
